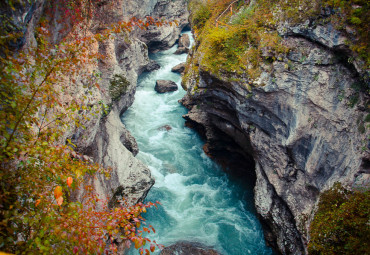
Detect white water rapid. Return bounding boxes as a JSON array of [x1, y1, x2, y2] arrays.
[[121, 31, 274, 255]]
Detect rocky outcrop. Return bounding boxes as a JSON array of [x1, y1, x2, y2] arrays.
[[178, 33, 190, 48], [143, 60, 161, 72], [132, 0, 190, 51], [160, 241, 220, 255], [182, 18, 369, 255], [171, 62, 186, 73], [155, 80, 178, 93]]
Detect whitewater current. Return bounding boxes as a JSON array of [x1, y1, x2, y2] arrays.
[[121, 31, 274, 255]]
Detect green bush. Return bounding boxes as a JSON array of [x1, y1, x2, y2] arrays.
[[308, 183, 370, 255], [109, 74, 129, 101], [190, 0, 211, 30]]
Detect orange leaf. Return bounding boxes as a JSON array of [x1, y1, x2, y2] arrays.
[[56, 196, 63, 206], [150, 244, 155, 252], [54, 186, 63, 199], [67, 177, 73, 187], [35, 199, 41, 207]]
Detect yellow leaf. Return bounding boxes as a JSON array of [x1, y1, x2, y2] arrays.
[[54, 186, 63, 199]]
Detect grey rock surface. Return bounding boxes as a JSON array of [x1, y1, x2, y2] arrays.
[[174, 46, 189, 55], [133, 0, 190, 51], [160, 241, 220, 255], [178, 33, 190, 48], [143, 60, 161, 72], [155, 80, 178, 93], [171, 62, 186, 73], [6, 0, 189, 207], [182, 21, 369, 254]]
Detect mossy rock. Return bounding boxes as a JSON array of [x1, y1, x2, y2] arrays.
[[308, 183, 370, 255], [109, 74, 130, 102]]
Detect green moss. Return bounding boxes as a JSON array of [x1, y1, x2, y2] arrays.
[[188, 0, 290, 83], [348, 94, 359, 108], [365, 113, 370, 123], [308, 183, 370, 255], [358, 121, 365, 134], [187, 0, 369, 87], [109, 74, 129, 102], [189, 0, 211, 30]]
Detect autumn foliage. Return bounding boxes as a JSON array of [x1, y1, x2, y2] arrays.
[[0, 0, 176, 253]]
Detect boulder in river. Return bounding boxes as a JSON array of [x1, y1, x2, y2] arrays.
[[178, 34, 190, 48], [160, 241, 220, 255], [171, 62, 186, 74], [174, 47, 189, 55], [155, 80, 178, 93], [142, 60, 160, 72]]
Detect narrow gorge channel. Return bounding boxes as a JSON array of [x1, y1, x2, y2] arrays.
[[121, 32, 274, 255]]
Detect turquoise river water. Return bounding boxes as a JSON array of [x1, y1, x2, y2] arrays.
[[121, 31, 274, 255]]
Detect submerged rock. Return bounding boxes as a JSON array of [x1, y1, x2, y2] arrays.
[[158, 124, 172, 131], [155, 80, 178, 93], [160, 241, 220, 255], [171, 62, 186, 74]]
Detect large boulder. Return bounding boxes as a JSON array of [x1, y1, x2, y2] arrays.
[[171, 62, 186, 74], [174, 47, 189, 55], [142, 60, 161, 72], [160, 241, 219, 255], [178, 33, 190, 48], [155, 80, 178, 93]]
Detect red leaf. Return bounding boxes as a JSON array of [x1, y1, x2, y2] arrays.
[[67, 177, 73, 187], [150, 244, 155, 252]]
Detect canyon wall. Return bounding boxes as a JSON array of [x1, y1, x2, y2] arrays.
[[2, 0, 189, 205], [181, 3, 369, 254]]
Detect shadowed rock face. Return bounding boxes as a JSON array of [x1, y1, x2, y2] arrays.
[[155, 80, 178, 93], [171, 62, 186, 73], [160, 241, 220, 255], [182, 20, 369, 254]]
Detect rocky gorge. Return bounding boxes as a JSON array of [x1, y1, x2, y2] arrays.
[[1, 0, 369, 254], [181, 0, 369, 254]]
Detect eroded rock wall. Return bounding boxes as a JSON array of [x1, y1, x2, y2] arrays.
[[4, 0, 189, 205], [182, 18, 369, 255]]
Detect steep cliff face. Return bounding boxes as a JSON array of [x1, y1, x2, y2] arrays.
[[181, 3, 369, 254], [5, 0, 189, 205]]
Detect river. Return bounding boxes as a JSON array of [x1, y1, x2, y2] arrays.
[[121, 31, 273, 255]]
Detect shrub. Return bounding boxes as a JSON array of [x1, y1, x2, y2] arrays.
[[110, 74, 130, 101], [308, 183, 370, 255], [189, 0, 211, 30]]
